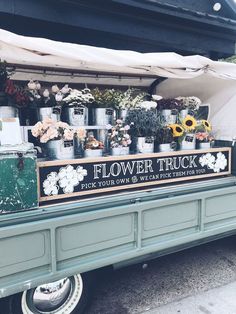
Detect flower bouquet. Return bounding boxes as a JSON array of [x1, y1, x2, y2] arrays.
[[126, 108, 159, 153], [195, 119, 214, 149], [83, 132, 104, 158], [106, 119, 131, 156], [32, 118, 75, 160], [156, 126, 176, 152], [169, 115, 197, 150], [91, 88, 122, 125], [156, 98, 182, 125], [63, 88, 94, 126]]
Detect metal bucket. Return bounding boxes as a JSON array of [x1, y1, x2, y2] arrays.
[[179, 109, 189, 121], [39, 107, 61, 122], [65, 105, 88, 126], [84, 149, 103, 158], [161, 109, 177, 125], [74, 138, 84, 157], [111, 146, 130, 156], [0, 106, 18, 119], [158, 142, 176, 152], [136, 137, 154, 154], [117, 109, 129, 121], [92, 108, 114, 125], [198, 142, 211, 150], [47, 139, 74, 160], [180, 134, 196, 150]]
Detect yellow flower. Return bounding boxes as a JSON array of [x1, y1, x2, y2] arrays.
[[201, 120, 211, 132], [169, 124, 184, 137], [182, 115, 197, 131]]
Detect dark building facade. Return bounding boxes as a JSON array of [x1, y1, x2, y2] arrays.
[[0, 0, 235, 59]]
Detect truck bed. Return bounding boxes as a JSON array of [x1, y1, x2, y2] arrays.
[[1, 176, 236, 298]]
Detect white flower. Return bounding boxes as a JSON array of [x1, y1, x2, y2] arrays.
[[43, 172, 59, 196], [28, 80, 36, 90], [200, 152, 227, 173], [139, 101, 157, 110], [52, 84, 60, 93], [61, 84, 70, 95], [76, 166, 88, 181], [36, 82, 41, 90], [55, 92, 63, 102], [152, 95, 163, 101], [43, 89, 50, 98]]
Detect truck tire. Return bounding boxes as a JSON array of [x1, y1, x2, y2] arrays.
[[7, 272, 95, 314]]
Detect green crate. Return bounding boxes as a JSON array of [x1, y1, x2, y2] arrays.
[[0, 148, 38, 212]]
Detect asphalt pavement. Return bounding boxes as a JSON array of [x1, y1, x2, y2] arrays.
[[87, 235, 236, 314]]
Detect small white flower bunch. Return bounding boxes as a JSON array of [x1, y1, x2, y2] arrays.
[[107, 119, 131, 148], [32, 118, 74, 143], [63, 88, 94, 106], [27, 80, 41, 101], [139, 101, 157, 111]]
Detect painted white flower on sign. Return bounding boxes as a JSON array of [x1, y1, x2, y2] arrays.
[[199, 152, 227, 173], [43, 165, 87, 196], [43, 172, 59, 196]]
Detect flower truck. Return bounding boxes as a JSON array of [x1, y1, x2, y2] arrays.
[[0, 29, 236, 314]]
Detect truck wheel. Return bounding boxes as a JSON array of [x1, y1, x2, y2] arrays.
[[8, 272, 94, 314]]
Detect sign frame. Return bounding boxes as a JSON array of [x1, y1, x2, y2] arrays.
[[37, 147, 231, 203]]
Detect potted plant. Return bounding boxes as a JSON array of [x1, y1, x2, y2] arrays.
[[156, 126, 176, 152], [106, 119, 131, 156], [176, 96, 201, 120], [195, 119, 214, 149], [126, 105, 159, 153], [32, 118, 75, 160], [63, 87, 94, 126], [83, 132, 104, 158], [91, 88, 122, 125], [170, 115, 197, 150], [116, 88, 147, 120], [38, 85, 61, 122], [0, 60, 18, 118], [156, 98, 182, 125]]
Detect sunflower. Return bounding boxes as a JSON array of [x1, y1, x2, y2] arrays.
[[169, 124, 184, 137], [182, 115, 197, 131], [201, 120, 211, 132]]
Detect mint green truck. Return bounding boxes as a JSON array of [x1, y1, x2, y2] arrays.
[[1, 29, 236, 314]]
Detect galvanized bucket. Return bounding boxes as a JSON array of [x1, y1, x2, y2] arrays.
[[92, 108, 115, 125], [136, 137, 154, 154], [180, 134, 196, 150], [179, 109, 189, 121], [111, 146, 130, 156], [0, 106, 18, 119], [64, 105, 88, 126], [74, 138, 84, 157], [161, 109, 177, 125], [47, 139, 74, 160], [158, 142, 176, 152], [39, 107, 61, 122], [198, 142, 211, 150], [117, 109, 129, 121], [84, 149, 103, 158]]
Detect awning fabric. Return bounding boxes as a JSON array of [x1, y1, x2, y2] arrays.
[[1, 28, 236, 80], [0, 28, 236, 140]]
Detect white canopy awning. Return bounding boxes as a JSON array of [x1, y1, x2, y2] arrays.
[[1, 28, 236, 80], [1, 28, 236, 140]]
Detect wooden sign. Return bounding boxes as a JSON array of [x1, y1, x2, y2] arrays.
[[37, 147, 231, 203]]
